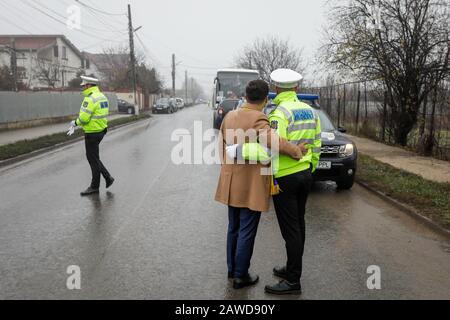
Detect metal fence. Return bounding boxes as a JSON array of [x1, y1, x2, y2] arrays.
[[0, 91, 118, 125], [309, 80, 450, 161]]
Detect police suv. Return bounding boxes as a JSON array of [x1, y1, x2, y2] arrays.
[[267, 93, 358, 190], [300, 94, 357, 189]]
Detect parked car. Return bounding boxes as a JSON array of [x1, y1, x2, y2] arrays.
[[117, 99, 136, 114], [213, 99, 240, 129], [153, 98, 177, 114], [175, 98, 185, 110]]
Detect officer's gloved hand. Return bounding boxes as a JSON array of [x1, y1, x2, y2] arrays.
[[67, 120, 76, 136], [226, 144, 239, 159]]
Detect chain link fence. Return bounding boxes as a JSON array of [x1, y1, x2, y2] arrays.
[[308, 80, 450, 161]]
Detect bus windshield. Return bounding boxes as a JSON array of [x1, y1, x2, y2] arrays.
[[216, 71, 259, 99]]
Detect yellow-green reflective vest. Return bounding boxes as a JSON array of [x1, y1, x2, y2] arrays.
[[75, 86, 109, 133], [242, 91, 322, 178]]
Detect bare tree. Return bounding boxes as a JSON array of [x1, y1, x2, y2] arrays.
[[323, 0, 450, 146], [96, 46, 162, 93], [34, 58, 61, 88], [235, 36, 305, 81], [98, 46, 130, 90], [136, 64, 163, 94]]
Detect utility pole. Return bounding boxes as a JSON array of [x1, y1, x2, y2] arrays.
[[171, 54, 176, 98], [127, 4, 139, 115], [185, 70, 188, 102]]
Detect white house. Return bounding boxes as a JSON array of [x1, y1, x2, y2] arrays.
[[0, 35, 94, 89]]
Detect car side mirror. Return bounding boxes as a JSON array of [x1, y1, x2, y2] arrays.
[[338, 127, 347, 133]]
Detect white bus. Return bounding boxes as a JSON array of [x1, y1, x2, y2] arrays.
[[212, 69, 260, 108]]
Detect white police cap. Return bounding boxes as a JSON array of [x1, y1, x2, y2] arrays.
[[270, 69, 303, 89], [80, 76, 99, 86]]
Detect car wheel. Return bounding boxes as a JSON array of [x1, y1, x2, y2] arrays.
[[337, 176, 355, 190]]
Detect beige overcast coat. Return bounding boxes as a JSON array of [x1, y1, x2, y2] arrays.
[[215, 104, 299, 212]]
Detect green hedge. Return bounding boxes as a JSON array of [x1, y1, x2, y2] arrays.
[[0, 114, 151, 161], [357, 154, 450, 229]]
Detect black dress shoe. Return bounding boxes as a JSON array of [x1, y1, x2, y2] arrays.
[[233, 273, 259, 289], [265, 280, 302, 295], [273, 266, 289, 280], [106, 177, 115, 189], [80, 187, 99, 196]]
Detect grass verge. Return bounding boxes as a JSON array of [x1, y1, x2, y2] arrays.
[[0, 114, 151, 161], [357, 154, 450, 230]]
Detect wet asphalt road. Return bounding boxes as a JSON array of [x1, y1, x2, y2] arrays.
[[0, 105, 449, 300]]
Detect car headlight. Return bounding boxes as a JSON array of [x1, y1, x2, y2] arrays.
[[339, 144, 354, 157]]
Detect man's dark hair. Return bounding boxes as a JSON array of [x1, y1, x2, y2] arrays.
[[246, 80, 269, 103]]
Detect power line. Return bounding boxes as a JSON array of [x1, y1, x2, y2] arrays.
[[138, 29, 218, 68], [29, 0, 127, 35], [0, 0, 52, 34], [22, 0, 126, 44], [135, 33, 168, 69], [64, 0, 128, 34], [0, 11, 33, 34], [75, 0, 127, 16]]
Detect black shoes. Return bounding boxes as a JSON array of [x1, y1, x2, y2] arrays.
[[273, 266, 289, 281], [265, 280, 302, 295], [80, 187, 99, 196], [106, 177, 115, 189], [80, 177, 114, 196], [233, 273, 259, 289]]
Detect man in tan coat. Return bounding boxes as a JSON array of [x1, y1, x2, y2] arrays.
[[215, 80, 306, 289]]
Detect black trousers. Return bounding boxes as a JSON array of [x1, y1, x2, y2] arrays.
[[272, 169, 313, 283], [85, 130, 111, 189]]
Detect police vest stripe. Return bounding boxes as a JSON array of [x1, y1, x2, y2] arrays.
[[276, 106, 293, 123], [90, 95, 106, 103], [92, 115, 108, 119], [81, 107, 93, 114], [288, 122, 317, 133]]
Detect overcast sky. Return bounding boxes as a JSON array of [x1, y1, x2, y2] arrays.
[[0, 0, 330, 91]]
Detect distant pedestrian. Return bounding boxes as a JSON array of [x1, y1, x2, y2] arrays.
[[67, 76, 114, 196]]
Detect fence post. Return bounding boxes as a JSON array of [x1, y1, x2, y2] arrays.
[[364, 81, 368, 119], [337, 87, 341, 128], [328, 85, 333, 115], [343, 84, 346, 125], [381, 91, 387, 141], [356, 84, 361, 133]]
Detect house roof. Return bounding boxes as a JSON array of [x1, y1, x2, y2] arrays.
[[0, 35, 83, 59]]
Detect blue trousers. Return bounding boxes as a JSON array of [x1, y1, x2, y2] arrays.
[[227, 206, 261, 278]]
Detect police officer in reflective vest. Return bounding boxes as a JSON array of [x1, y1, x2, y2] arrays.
[[68, 76, 115, 196], [239, 69, 322, 294], [265, 69, 321, 295]]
